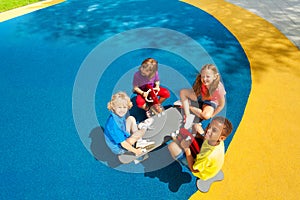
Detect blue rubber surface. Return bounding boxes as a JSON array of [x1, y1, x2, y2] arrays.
[[0, 0, 250, 199]]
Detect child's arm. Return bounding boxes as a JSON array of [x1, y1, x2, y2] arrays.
[[133, 86, 148, 99], [154, 81, 160, 92], [121, 140, 143, 156], [193, 123, 205, 139], [133, 86, 144, 96], [212, 96, 225, 117], [181, 140, 199, 173], [184, 148, 199, 173]]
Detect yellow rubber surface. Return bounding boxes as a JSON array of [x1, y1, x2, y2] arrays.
[[181, 0, 300, 199], [0, 0, 65, 22]]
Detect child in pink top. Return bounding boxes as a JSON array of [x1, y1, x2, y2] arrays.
[[177, 64, 226, 129], [132, 58, 170, 114]]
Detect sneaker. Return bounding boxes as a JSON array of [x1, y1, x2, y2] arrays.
[[136, 139, 155, 149], [133, 153, 149, 164], [146, 110, 152, 118], [173, 100, 182, 106], [171, 132, 178, 140], [171, 130, 180, 139], [138, 118, 154, 130], [184, 114, 195, 129]]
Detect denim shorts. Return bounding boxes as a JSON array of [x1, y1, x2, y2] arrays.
[[197, 97, 217, 109]]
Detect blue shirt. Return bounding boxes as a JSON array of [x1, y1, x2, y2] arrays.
[[104, 112, 130, 154]]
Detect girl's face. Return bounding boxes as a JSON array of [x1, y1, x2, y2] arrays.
[[140, 66, 154, 78], [204, 120, 225, 145], [113, 100, 128, 117], [201, 69, 217, 86]]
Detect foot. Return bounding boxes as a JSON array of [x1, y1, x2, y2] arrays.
[[184, 114, 195, 129], [173, 100, 182, 107], [133, 153, 149, 164], [146, 110, 152, 118], [171, 130, 180, 140], [138, 118, 154, 130]]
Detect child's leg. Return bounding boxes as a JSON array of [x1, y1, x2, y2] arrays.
[[136, 94, 148, 110], [167, 141, 183, 159], [126, 116, 138, 133], [157, 87, 170, 104], [199, 105, 214, 120], [180, 89, 197, 128], [180, 89, 197, 117], [126, 116, 145, 145], [168, 141, 189, 168]]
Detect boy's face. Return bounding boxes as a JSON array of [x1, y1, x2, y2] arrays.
[[205, 120, 225, 145], [113, 101, 128, 117]]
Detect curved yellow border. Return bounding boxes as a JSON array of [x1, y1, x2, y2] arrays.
[[182, 0, 300, 199], [0, 0, 65, 22]]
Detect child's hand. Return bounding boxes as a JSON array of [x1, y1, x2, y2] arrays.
[[135, 148, 144, 156], [193, 123, 205, 135], [143, 90, 150, 98], [153, 86, 160, 94], [180, 139, 191, 149]]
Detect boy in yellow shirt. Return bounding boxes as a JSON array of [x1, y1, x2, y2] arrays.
[[168, 116, 233, 180]]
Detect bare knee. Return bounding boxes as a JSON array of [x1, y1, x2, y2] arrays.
[[201, 113, 212, 120], [180, 89, 196, 101], [127, 116, 136, 124], [180, 89, 188, 99], [168, 141, 182, 159], [201, 106, 214, 120], [126, 116, 138, 133]]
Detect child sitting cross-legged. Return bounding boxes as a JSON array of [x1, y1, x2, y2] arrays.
[[104, 92, 155, 156], [168, 116, 233, 180], [133, 58, 170, 117]]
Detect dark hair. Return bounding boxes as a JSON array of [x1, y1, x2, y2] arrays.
[[212, 116, 233, 138]]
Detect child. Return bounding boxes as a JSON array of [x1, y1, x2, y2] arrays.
[[168, 116, 233, 180], [176, 64, 226, 129], [133, 58, 170, 115], [104, 92, 154, 156]]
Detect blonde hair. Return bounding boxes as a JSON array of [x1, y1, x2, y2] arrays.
[[193, 64, 220, 97], [107, 92, 133, 111], [139, 58, 158, 78]]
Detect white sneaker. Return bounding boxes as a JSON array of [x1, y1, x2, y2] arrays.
[[184, 114, 195, 129], [173, 100, 182, 106], [136, 139, 155, 149], [133, 153, 149, 164], [138, 118, 154, 130]]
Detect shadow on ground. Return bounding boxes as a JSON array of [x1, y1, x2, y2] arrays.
[[89, 126, 122, 168], [89, 125, 193, 193]]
